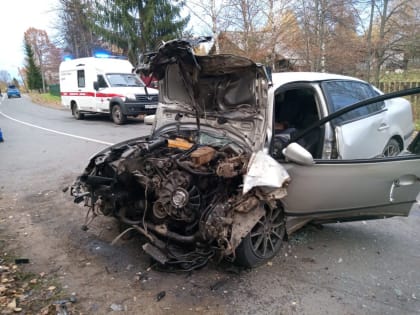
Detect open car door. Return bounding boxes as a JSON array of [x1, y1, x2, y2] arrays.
[[282, 154, 420, 220], [280, 89, 420, 229]]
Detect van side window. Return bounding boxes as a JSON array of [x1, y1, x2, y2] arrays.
[[77, 70, 85, 88], [97, 75, 108, 88]]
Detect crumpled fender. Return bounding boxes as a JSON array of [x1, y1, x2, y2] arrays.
[[243, 150, 290, 194]]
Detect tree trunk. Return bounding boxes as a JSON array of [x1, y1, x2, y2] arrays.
[[366, 0, 375, 82], [374, 0, 388, 86]]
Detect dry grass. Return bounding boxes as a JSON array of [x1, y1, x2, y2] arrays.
[[29, 93, 64, 110]]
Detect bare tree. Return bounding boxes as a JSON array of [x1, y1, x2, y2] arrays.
[[293, 0, 363, 73], [224, 0, 267, 56], [45, 43, 63, 84], [262, 1, 303, 71], [370, 0, 412, 84], [55, 0, 97, 58], [24, 28, 51, 92], [186, 0, 233, 53], [0, 70, 11, 84]]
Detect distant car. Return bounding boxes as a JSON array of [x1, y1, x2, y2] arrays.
[[271, 72, 414, 159], [7, 85, 21, 98]]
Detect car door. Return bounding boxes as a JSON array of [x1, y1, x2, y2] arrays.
[[94, 74, 110, 112], [321, 80, 389, 159], [75, 68, 92, 110], [277, 90, 420, 224], [281, 156, 420, 219]]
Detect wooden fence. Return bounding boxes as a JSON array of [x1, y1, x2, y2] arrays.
[[378, 82, 420, 121]]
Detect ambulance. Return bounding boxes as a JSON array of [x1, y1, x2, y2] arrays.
[[59, 57, 159, 124]]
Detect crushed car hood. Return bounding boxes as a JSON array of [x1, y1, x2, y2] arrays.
[[147, 40, 270, 151]]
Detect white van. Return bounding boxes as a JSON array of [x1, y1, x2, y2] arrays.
[[59, 57, 159, 124]]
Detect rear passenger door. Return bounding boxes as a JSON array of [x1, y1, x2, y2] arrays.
[[321, 80, 388, 159], [75, 68, 91, 110]]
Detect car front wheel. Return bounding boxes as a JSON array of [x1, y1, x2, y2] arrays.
[[235, 204, 286, 268], [383, 138, 401, 157], [111, 104, 127, 125]]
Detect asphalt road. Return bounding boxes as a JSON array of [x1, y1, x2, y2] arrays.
[[0, 94, 152, 192], [0, 95, 419, 314]]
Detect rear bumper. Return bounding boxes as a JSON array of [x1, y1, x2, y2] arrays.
[[7, 93, 20, 97]]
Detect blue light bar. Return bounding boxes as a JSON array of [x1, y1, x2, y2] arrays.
[[94, 52, 111, 58]]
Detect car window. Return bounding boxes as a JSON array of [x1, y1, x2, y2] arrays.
[[97, 75, 108, 88], [322, 80, 384, 124], [77, 70, 85, 88], [8, 85, 16, 89]]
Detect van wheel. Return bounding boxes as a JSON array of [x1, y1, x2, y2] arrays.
[[235, 204, 286, 268], [71, 103, 84, 120], [112, 105, 127, 125]]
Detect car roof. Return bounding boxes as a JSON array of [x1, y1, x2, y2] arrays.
[[271, 72, 366, 88]]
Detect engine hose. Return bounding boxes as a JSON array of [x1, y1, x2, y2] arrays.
[[146, 223, 197, 243], [118, 207, 142, 225], [147, 138, 168, 152]]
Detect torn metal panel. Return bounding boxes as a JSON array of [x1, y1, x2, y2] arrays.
[[243, 150, 291, 195], [230, 204, 265, 252]]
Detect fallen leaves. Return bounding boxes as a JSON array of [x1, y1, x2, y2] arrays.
[[0, 259, 78, 314]]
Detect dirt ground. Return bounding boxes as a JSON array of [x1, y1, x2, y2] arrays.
[[2, 171, 264, 314], [2, 178, 419, 315]]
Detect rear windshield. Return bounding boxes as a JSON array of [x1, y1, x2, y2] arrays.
[[8, 85, 16, 89]]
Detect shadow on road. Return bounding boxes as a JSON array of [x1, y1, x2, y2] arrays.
[[68, 113, 146, 125]]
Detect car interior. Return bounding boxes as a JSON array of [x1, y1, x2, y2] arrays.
[[272, 87, 323, 159]]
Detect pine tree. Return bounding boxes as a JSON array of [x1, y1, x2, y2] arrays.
[[24, 40, 43, 91], [94, 0, 189, 63]]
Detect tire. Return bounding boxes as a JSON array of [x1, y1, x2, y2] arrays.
[[71, 103, 84, 120], [383, 138, 401, 157], [235, 204, 286, 268], [111, 104, 127, 125]]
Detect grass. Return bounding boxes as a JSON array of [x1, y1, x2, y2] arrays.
[[29, 92, 63, 109], [380, 69, 420, 82]]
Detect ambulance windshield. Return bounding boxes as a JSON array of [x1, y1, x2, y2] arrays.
[[106, 73, 145, 87]]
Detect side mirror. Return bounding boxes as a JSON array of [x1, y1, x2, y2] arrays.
[[93, 81, 99, 91], [283, 143, 314, 166]]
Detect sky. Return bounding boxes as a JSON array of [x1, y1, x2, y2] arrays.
[[0, 0, 58, 80], [0, 0, 207, 82]]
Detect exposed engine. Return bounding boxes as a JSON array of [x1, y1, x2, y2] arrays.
[[70, 131, 263, 270], [69, 39, 289, 270]]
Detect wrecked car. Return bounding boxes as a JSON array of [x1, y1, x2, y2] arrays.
[[70, 40, 420, 270], [270, 72, 414, 159]]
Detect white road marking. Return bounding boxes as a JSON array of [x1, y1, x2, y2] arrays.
[[0, 110, 115, 146]]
